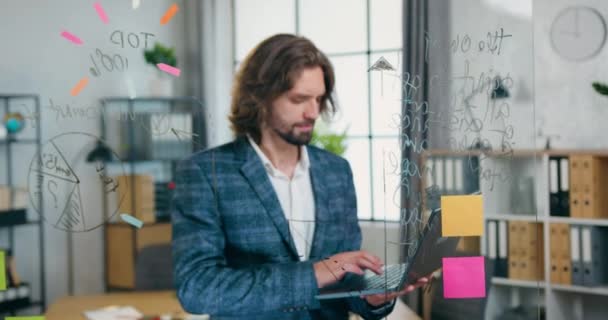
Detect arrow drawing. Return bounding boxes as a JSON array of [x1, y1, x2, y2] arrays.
[[368, 56, 396, 97], [368, 56, 395, 72], [171, 128, 199, 140]]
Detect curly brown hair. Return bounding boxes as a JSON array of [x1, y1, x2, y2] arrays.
[[228, 34, 336, 143]]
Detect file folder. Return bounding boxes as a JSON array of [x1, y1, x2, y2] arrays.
[[558, 223, 572, 285], [549, 158, 562, 216], [559, 158, 570, 216], [578, 155, 608, 219], [581, 226, 608, 286], [521, 222, 544, 281], [549, 157, 570, 216], [497, 221, 508, 278], [508, 221, 520, 279], [569, 156, 583, 218], [445, 158, 454, 194], [549, 223, 560, 283], [486, 220, 497, 275], [570, 225, 583, 285]]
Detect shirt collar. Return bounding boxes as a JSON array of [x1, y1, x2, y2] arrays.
[[247, 135, 310, 177]]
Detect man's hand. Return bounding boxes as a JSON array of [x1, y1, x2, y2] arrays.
[[362, 277, 430, 307], [313, 251, 383, 288]]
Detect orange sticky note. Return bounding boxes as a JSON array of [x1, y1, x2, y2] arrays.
[[441, 195, 483, 236], [160, 3, 179, 25], [70, 77, 89, 96]]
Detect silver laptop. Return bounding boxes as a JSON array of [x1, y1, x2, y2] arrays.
[[315, 209, 459, 300]]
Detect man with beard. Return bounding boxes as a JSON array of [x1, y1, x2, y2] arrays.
[[172, 34, 427, 320]]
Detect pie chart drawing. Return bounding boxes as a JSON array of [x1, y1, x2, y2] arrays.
[[28, 132, 127, 232]]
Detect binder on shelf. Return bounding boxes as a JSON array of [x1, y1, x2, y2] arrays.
[[508, 221, 543, 281], [508, 221, 521, 279], [570, 225, 584, 285], [435, 158, 444, 193], [521, 222, 544, 281], [549, 158, 559, 215], [549, 223, 571, 284], [581, 226, 608, 286], [559, 158, 570, 217], [582, 156, 608, 219], [569, 156, 583, 218], [454, 158, 464, 192], [549, 157, 570, 217], [445, 158, 454, 194], [549, 223, 560, 283], [497, 221, 508, 278], [6, 252, 20, 287], [580, 156, 594, 219], [557, 223, 572, 285], [0, 282, 31, 312], [486, 220, 497, 274]]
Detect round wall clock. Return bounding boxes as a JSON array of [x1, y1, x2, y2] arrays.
[[550, 6, 607, 61]]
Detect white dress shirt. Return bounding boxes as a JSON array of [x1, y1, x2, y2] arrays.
[[248, 136, 316, 261]]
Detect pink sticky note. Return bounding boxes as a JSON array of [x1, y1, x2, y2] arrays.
[[157, 63, 181, 77], [61, 31, 83, 45], [442, 256, 486, 299], [94, 2, 109, 24]]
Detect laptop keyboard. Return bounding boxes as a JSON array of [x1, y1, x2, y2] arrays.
[[364, 263, 408, 290]]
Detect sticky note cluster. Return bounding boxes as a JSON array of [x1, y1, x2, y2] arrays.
[[440, 194, 486, 298]]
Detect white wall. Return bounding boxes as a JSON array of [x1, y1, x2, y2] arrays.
[[0, 0, 189, 307], [534, 0, 608, 149]]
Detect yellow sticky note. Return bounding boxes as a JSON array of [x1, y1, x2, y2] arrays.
[[0, 251, 5, 290], [441, 195, 483, 236], [6, 317, 45, 320]]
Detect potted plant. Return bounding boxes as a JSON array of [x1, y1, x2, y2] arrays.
[[144, 42, 177, 96], [311, 128, 348, 156], [592, 81, 608, 96]]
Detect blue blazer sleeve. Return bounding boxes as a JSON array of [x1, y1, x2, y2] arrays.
[[172, 156, 321, 316], [341, 163, 397, 320]]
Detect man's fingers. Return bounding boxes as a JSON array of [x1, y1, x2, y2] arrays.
[[353, 258, 383, 275], [416, 277, 429, 284], [362, 291, 400, 301], [404, 285, 415, 293], [342, 263, 365, 276], [359, 251, 383, 266]]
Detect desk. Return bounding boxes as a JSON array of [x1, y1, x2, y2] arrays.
[[45, 291, 197, 320]]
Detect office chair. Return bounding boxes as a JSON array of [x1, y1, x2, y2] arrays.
[[134, 243, 174, 291]]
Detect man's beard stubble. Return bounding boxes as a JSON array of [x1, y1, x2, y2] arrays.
[[273, 125, 313, 146], [272, 117, 315, 146]]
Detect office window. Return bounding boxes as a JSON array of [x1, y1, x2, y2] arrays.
[[233, 0, 403, 220]]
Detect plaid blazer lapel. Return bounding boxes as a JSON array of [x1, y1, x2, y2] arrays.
[[308, 147, 331, 260], [237, 138, 300, 260]]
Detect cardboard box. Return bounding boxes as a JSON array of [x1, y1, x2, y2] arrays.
[[0, 186, 27, 211], [115, 175, 155, 223], [106, 223, 171, 289]]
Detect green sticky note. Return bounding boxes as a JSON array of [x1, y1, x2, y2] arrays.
[[6, 317, 45, 320], [0, 251, 5, 290]]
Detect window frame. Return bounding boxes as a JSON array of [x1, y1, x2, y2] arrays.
[[231, 0, 404, 222]]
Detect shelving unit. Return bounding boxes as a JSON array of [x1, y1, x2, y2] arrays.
[[491, 277, 541, 289], [98, 96, 205, 291], [0, 94, 45, 316], [424, 149, 608, 320]]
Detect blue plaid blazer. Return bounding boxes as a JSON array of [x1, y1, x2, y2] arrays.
[[172, 137, 395, 319]]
